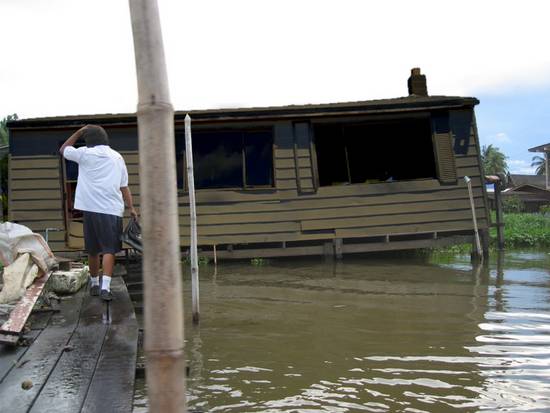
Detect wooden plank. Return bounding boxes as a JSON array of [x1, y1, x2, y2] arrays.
[[81, 277, 138, 413], [317, 179, 441, 197], [120, 152, 139, 164], [128, 174, 140, 185], [177, 186, 481, 215], [0, 330, 41, 382], [188, 230, 335, 246], [0, 272, 52, 343], [9, 220, 65, 231], [277, 168, 314, 179], [455, 156, 481, 168], [29, 297, 108, 413], [207, 244, 325, 259], [276, 179, 297, 190], [10, 155, 59, 161], [274, 148, 294, 159], [341, 234, 474, 254], [0, 290, 85, 412], [11, 210, 63, 221], [456, 166, 482, 177], [127, 164, 139, 175], [276, 158, 310, 169], [10, 190, 62, 201], [11, 159, 59, 169], [179, 189, 281, 204], [335, 220, 478, 238], [10, 179, 60, 190], [180, 197, 485, 226], [11, 169, 59, 179], [181, 221, 300, 236], [11, 199, 61, 210], [301, 208, 486, 231]]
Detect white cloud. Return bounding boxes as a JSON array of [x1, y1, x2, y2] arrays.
[[488, 132, 512, 144], [508, 159, 536, 175], [1, 0, 550, 118]]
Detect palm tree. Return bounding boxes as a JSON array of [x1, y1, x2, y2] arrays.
[[531, 155, 546, 176], [481, 144, 508, 175], [0, 114, 17, 146]]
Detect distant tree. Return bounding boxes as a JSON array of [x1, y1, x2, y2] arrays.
[[531, 155, 546, 176], [481, 144, 509, 175], [0, 114, 17, 220], [0, 114, 18, 146]]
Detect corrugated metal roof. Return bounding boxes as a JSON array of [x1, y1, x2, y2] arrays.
[[7, 95, 478, 129], [528, 143, 550, 152]]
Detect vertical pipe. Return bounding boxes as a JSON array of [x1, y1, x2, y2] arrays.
[[494, 179, 505, 250], [213, 244, 217, 266], [465, 176, 483, 260], [185, 115, 200, 324], [128, 1, 187, 412]]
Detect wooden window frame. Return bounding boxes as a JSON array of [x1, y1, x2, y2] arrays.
[[179, 128, 275, 192]]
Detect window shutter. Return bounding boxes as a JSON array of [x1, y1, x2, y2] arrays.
[[432, 113, 457, 185]]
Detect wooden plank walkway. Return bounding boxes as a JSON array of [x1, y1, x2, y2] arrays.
[[0, 276, 138, 413]]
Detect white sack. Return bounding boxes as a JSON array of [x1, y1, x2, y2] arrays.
[[0, 222, 57, 275]]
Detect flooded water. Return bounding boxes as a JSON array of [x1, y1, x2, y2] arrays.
[[133, 251, 550, 412]]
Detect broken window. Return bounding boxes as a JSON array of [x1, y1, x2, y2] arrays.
[[176, 128, 274, 190], [314, 117, 438, 186]]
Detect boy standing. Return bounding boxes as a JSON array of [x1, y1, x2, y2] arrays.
[[60, 125, 137, 300]]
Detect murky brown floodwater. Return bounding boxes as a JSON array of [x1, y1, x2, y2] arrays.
[[133, 251, 550, 412]]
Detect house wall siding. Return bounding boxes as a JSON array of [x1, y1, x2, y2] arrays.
[[8, 107, 489, 255]]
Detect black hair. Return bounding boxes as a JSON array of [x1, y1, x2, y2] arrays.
[[84, 125, 109, 147]]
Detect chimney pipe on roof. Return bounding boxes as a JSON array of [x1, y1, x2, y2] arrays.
[[408, 68, 428, 96]]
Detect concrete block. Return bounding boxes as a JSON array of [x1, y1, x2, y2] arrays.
[[49, 266, 89, 294]]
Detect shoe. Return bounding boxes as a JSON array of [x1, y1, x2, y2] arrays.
[[100, 289, 113, 301], [90, 285, 100, 297]]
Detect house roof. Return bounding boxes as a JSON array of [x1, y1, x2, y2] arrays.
[[508, 174, 546, 189], [529, 143, 550, 153], [7, 95, 479, 129]]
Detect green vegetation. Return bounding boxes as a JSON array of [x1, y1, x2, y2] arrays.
[[481, 144, 508, 175], [432, 212, 550, 255], [250, 257, 268, 266], [531, 155, 546, 176], [502, 195, 525, 213], [1, 114, 17, 221], [183, 255, 210, 266], [492, 212, 550, 248]]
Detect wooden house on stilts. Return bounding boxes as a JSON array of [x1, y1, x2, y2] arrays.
[[7, 69, 490, 259]]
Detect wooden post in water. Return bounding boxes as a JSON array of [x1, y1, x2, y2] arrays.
[[494, 175, 505, 250], [128, 1, 187, 412], [185, 114, 200, 324], [464, 176, 483, 261]]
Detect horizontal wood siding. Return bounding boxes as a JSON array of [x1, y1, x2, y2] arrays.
[[9, 110, 489, 255], [9, 155, 67, 250]]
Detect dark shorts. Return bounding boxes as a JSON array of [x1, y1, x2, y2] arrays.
[[83, 211, 123, 255]]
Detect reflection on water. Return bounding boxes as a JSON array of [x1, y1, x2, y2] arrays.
[[133, 251, 550, 412]]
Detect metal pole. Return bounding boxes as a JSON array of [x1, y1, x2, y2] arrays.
[[128, 1, 187, 412], [185, 114, 200, 324], [546, 151, 549, 190], [464, 176, 483, 260]]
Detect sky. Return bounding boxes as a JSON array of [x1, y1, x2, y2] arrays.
[[1, 0, 549, 174]]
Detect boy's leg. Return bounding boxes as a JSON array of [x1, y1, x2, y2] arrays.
[[100, 253, 115, 300], [88, 254, 101, 296]]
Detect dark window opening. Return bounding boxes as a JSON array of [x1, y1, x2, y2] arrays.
[[314, 118, 437, 186], [61, 141, 85, 220], [176, 129, 274, 190]]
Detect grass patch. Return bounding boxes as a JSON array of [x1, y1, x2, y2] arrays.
[[495, 212, 550, 248], [433, 212, 550, 253]]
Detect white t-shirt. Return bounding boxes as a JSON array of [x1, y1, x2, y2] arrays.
[[63, 145, 129, 217]]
